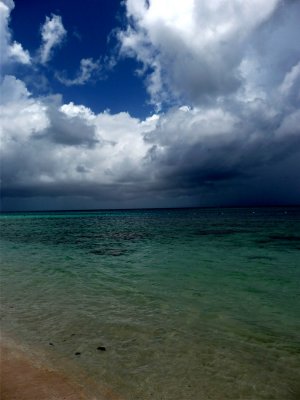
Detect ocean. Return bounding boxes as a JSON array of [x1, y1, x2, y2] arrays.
[[1, 207, 299, 399]]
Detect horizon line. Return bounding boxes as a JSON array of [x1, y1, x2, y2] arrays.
[[1, 204, 300, 214]]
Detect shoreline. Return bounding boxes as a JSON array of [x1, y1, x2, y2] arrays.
[[0, 334, 122, 400]]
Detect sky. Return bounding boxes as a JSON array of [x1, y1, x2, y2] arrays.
[[0, 0, 300, 211]]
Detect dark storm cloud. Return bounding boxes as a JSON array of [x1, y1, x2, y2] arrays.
[[142, 101, 300, 197], [1, 180, 124, 200]]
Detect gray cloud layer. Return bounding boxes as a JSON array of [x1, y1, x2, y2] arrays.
[[1, 0, 300, 210]]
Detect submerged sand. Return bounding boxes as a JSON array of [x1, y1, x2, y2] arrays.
[[0, 336, 122, 400]]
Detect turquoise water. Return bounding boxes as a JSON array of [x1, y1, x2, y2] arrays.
[[1, 207, 300, 399]]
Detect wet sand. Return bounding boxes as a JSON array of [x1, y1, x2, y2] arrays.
[[0, 337, 122, 400]]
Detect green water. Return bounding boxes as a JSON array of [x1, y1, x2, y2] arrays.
[[1, 207, 300, 399]]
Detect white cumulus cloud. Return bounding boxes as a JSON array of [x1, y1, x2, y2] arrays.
[[0, 0, 30, 65], [118, 0, 281, 107]]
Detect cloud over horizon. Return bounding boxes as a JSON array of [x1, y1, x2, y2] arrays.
[[0, 0, 299, 211]]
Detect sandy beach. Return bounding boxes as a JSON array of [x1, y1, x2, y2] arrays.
[[1, 338, 89, 400], [0, 336, 122, 400]]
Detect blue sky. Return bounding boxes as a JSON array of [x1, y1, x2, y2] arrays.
[[1, 0, 300, 211], [10, 0, 152, 117]]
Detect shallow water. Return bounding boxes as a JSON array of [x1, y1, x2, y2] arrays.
[[1, 207, 300, 399]]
